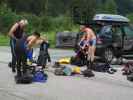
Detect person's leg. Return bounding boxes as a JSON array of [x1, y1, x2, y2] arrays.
[[90, 39, 96, 69], [22, 52, 27, 75], [90, 46, 96, 62], [16, 57, 22, 77], [10, 38, 16, 72], [47, 53, 51, 62], [86, 46, 91, 69], [91, 39, 96, 62], [42, 58, 47, 69]]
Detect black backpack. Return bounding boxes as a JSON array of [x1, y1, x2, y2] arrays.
[[127, 73, 133, 81], [15, 74, 33, 84], [82, 69, 95, 77], [93, 62, 117, 74], [54, 67, 65, 76]]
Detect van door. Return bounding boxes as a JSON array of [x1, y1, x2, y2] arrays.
[[123, 25, 133, 51], [112, 26, 123, 49]]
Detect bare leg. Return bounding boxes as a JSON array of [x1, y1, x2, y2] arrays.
[[90, 46, 96, 62], [86, 47, 91, 70]]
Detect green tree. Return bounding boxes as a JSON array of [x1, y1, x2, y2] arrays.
[[115, 0, 133, 15], [127, 13, 133, 22], [96, 0, 117, 14], [72, 0, 96, 24], [7, 0, 48, 15]]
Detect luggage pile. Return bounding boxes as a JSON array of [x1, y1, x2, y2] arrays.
[[15, 65, 48, 84], [53, 62, 81, 76], [122, 62, 133, 81], [53, 61, 95, 77]]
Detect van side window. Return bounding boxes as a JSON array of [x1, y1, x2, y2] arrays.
[[112, 26, 123, 41], [101, 25, 112, 38], [124, 26, 133, 37], [113, 26, 122, 36]]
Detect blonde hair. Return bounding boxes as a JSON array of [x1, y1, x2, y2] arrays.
[[20, 19, 28, 25]]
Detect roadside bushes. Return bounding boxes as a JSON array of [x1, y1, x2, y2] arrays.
[[0, 4, 19, 34], [0, 6, 76, 34], [0, 4, 77, 47]]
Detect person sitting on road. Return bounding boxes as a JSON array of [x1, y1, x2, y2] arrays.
[[8, 19, 28, 73], [79, 25, 96, 69]]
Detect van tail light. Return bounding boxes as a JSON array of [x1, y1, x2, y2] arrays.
[[97, 37, 103, 44]]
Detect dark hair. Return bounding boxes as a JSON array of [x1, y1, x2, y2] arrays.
[[33, 31, 40, 37]]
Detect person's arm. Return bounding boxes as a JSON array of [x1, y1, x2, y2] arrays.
[[35, 38, 43, 45], [8, 23, 18, 38], [78, 34, 86, 49], [41, 36, 48, 43], [86, 28, 96, 38], [27, 37, 36, 50]]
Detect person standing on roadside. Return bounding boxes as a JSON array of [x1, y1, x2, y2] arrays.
[[8, 19, 28, 73], [79, 25, 96, 69]]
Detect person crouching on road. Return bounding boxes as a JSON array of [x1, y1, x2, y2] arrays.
[[36, 36, 51, 69], [8, 19, 28, 73], [79, 25, 96, 69]]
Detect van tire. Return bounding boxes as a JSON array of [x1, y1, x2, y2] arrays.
[[103, 48, 114, 63]]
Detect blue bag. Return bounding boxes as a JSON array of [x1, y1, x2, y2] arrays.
[[33, 71, 48, 83]]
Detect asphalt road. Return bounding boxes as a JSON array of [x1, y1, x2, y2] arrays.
[[0, 46, 133, 100]]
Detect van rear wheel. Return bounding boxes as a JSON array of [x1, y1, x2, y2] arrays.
[[103, 48, 114, 63]]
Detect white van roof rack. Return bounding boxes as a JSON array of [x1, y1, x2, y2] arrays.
[[93, 14, 130, 22]]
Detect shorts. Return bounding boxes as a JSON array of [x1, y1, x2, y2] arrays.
[[79, 40, 89, 47], [89, 39, 96, 46], [79, 39, 96, 47]]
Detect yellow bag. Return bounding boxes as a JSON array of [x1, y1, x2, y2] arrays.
[[72, 67, 81, 74], [27, 59, 32, 65], [58, 57, 71, 64]]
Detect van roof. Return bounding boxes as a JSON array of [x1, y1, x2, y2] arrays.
[[93, 14, 130, 22]]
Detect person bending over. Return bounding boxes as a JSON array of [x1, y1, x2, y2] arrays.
[[8, 19, 28, 72], [15, 31, 40, 77], [79, 25, 96, 69]]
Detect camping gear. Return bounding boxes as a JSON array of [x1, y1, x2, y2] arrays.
[[58, 57, 71, 64], [122, 62, 133, 75], [54, 66, 72, 76], [37, 42, 51, 68], [70, 56, 86, 66], [53, 62, 61, 68], [72, 67, 81, 74], [63, 67, 72, 76], [15, 74, 33, 84], [54, 68, 65, 76], [93, 62, 116, 74], [127, 73, 133, 81], [33, 70, 48, 83], [82, 69, 95, 77]]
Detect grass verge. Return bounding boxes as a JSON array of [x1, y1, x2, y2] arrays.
[[0, 35, 9, 46]]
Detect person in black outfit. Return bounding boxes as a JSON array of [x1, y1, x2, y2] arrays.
[[37, 38, 51, 69], [8, 19, 28, 73], [14, 34, 28, 77]]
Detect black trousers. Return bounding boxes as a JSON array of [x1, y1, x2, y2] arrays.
[[10, 38, 16, 71], [14, 44, 27, 76]]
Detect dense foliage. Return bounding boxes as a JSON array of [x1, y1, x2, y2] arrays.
[[0, 0, 133, 34]]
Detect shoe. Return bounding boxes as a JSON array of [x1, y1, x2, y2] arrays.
[[8, 62, 12, 68], [12, 68, 16, 73]]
